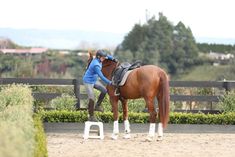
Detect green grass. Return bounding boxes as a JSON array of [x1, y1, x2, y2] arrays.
[[175, 64, 235, 81]]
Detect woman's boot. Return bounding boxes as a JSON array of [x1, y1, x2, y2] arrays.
[[88, 99, 98, 122], [94, 92, 105, 112]]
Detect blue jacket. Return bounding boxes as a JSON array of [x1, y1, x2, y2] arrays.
[[83, 56, 113, 85]]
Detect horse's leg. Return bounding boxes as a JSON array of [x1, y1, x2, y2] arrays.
[[145, 97, 157, 141], [121, 99, 131, 139], [110, 96, 119, 140], [157, 95, 163, 141]]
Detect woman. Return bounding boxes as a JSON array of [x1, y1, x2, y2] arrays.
[[83, 50, 116, 121]]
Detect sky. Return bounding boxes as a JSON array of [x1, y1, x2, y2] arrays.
[[1, 0, 235, 46]]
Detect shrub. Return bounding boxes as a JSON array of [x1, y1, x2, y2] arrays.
[[124, 99, 146, 113], [0, 85, 48, 157], [40, 110, 235, 125], [49, 94, 77, 111], [95, 90, 146, 113], [0, 84, 33, 111], [218, 91, 235, 113], [33, 115, 48, 157], [0, 120, 34, 157], [0, 106, 35, 157]]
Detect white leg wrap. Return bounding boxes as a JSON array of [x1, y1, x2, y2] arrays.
[[123, 120, 131, 139], [124, 120, 131, 133], [148, 123, 156, 137], [111, 120, 119, 140], [157, 123, 163, 137], [113, 120, 119, 134]]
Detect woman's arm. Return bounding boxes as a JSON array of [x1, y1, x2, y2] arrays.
[[94, 65, 111, 85]]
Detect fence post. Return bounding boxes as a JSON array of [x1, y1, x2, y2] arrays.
[[223, 81, 231, 93], [73, 78, 80, 109]]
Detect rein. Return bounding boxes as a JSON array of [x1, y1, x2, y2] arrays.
[[111, 62, 120, 77]]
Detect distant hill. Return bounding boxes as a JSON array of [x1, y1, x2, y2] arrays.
[[0, 37, 22, 49], [0, 28, 125, 49]]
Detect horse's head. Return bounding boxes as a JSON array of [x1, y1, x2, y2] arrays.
[[102, 59, 119, 80]]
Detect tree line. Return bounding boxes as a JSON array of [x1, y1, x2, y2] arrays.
[[114, 13, 235, 75], [0, 50, 87, 78], [197, 43, 235, 53], [1, 13, 235, 78]]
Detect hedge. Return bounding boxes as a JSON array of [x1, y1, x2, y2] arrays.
[[40, 110, 235, 125], [0, 85, 35, 157], [170, 112, 235, 125], [33, 115, 48, 157], [0, 84, 48, 157]]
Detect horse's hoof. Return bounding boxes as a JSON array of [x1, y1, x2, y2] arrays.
[[111, 133, 118, 140], [157, 136, 163, 141], [145, 135, 154, 142], [123, 133, 131, 139]]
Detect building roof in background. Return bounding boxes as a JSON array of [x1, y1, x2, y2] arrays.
[[0, 48, 48, 54]]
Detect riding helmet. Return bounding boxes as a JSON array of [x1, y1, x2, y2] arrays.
[[96, 50, 107, 58]]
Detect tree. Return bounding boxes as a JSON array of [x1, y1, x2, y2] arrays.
[[14, 58, 34, 78], [118, 24, 146, 60], [115, 12, 199, 75], [172, 22, 198, 73], [115, 50, 133, 62]]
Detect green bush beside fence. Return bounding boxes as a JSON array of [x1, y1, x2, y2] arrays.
[[40, 110, 235, 125], [49, 94, 77, 111], [170, 112, 235, 125], [39, 88, 235, 125], [218, 91, 235, 113]]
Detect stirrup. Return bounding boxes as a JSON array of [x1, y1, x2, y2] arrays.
[[114, 88, 120, 96]]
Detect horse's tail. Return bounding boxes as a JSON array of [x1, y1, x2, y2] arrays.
[[158, 71, 170, 128]]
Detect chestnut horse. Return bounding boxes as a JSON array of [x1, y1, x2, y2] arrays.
[[88, 53, 170, 141]]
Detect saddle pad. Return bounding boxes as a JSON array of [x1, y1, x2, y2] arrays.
[[118, 70, 133, 86]]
